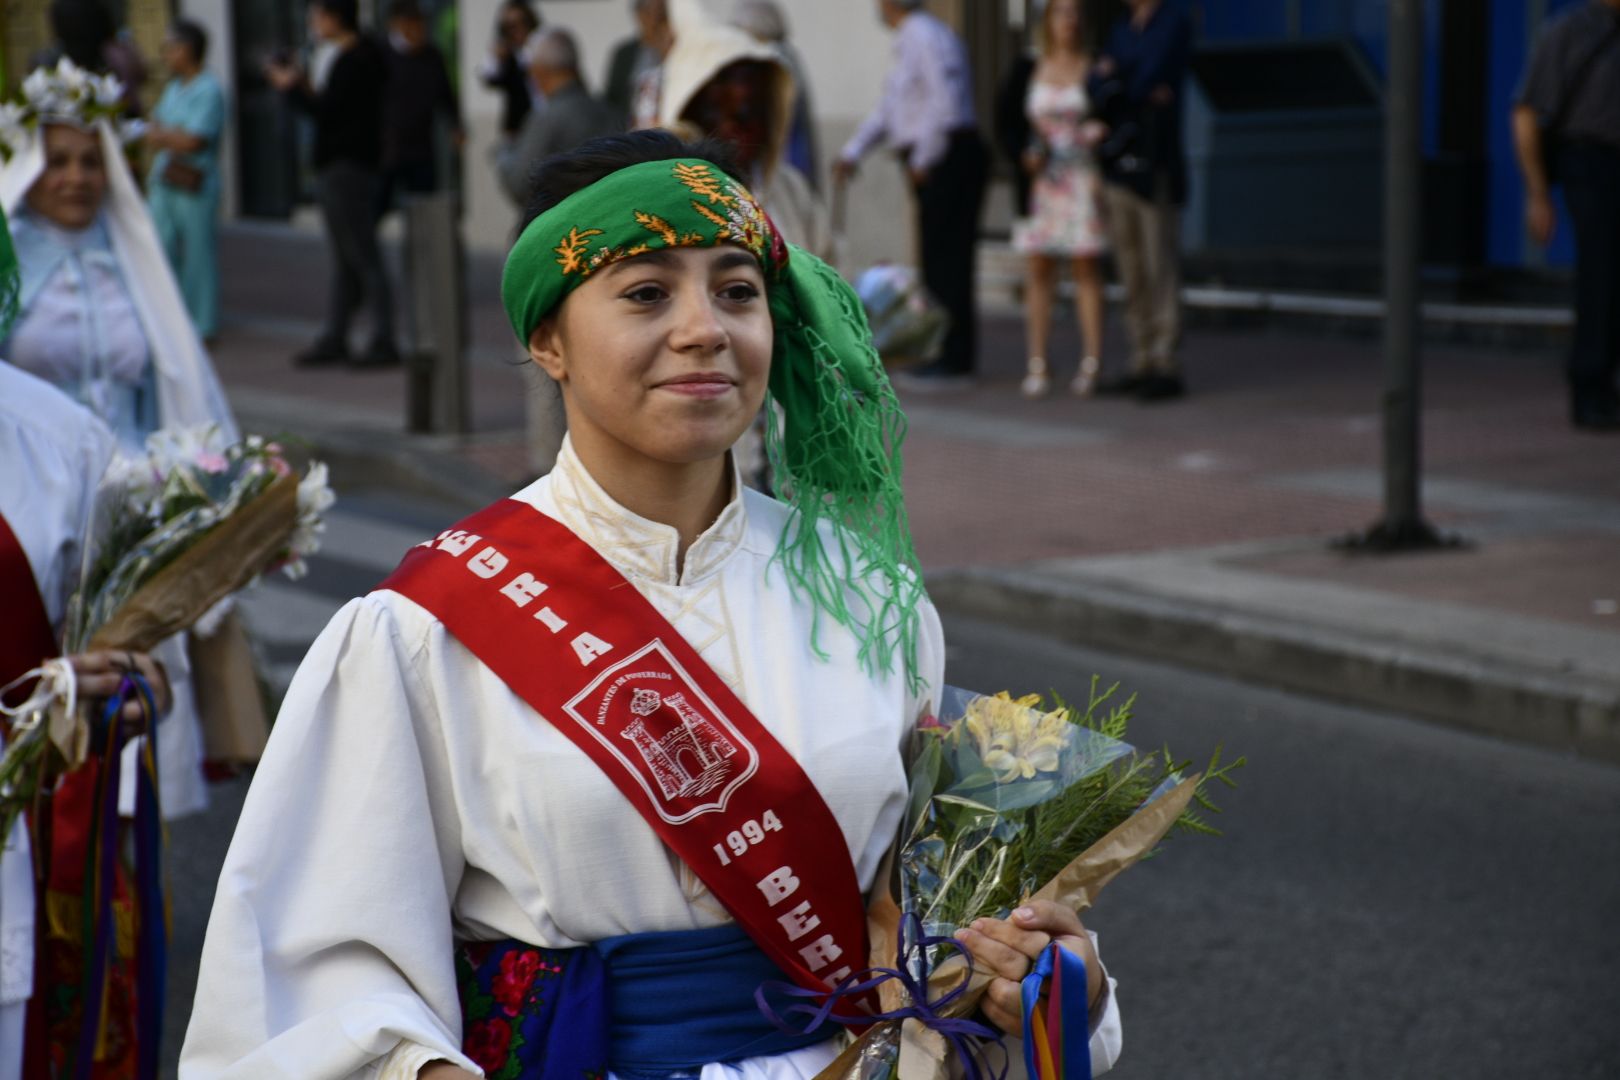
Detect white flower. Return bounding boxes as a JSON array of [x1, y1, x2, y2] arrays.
[[21, 69, 53, 104], [290, 461, 335, 563], [55, 58, 88, 92], [296, 461, 335, 518], [145, 424, 228, 474], [91, 73, 124, 107]]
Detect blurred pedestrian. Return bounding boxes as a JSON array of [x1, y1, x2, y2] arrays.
[[494, 28, 620, 207], [480, 1, 541, 142], [730, 0, 819, 189], [1015, 0, 1109, 399], [627, 0, 675, 130], [1089, 0, 1190, 402], [147, 18, 226, 341], [1512, 0, 1620, 433], [605, 0, 669, 126], [382, 0, 464, 213], [835, 0, 988, 384], [266, 0, 398, 369]]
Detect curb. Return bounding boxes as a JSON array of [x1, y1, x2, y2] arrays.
[[927, 564, 1620, 766]]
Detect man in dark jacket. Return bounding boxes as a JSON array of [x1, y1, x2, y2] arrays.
[[268, 0, 397, 368], [1512, 0, 1620, 432], [381, 0, 463, 212], [1089, 0, 1191, 401]]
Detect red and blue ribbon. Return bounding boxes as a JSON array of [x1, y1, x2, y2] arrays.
[[1019, 942, 1092, 1080]]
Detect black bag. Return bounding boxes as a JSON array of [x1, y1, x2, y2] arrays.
[[1539, 20, 1620, 185]]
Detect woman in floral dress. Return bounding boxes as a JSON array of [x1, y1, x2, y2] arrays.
[[1012, 0, 1110, 399]]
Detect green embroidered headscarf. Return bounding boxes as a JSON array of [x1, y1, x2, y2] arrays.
[[501, 157, 925, 688]]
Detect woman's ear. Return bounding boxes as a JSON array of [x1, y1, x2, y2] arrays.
[[528, 317, 567, 383]]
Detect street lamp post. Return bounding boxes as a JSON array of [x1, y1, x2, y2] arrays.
[[1344, 0, 1451, 551]]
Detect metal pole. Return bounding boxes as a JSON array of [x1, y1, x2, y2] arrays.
[[1380, 0, 1425, 537]]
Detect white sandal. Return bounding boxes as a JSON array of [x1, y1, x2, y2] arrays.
[[1022, 358, 1051, 399], [1071, 356, 1100, 397]]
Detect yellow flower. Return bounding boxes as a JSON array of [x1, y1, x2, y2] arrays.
[[962, 692, 1070, 782]]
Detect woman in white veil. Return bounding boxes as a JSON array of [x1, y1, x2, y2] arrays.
[[0, 60, 236, 454]]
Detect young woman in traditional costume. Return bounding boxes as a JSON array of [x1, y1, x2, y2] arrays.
[[182, 131, 1122, 1078], [0, 205, 175, 1079]]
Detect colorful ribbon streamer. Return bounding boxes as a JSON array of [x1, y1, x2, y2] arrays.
[[1020, 943, 1092, 1080]]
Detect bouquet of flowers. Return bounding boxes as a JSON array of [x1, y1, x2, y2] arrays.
[[0, 425, 333, 834], [809, 682, 1243, 1079]]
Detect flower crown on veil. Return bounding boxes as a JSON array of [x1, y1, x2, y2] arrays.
[[0, 58, 144, 162]]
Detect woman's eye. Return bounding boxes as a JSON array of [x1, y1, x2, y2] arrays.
[[623, 285, 667, 304], [719, 283, 761, 303]]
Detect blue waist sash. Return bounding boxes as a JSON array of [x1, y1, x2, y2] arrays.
[[455, 923, 831, 1079]]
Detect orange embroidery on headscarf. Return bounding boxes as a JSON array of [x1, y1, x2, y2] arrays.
[[554, 227, 604, 275]]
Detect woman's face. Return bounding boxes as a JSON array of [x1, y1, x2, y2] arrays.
[[529, 244, 773, 470], [26, 124, 107, 231], [1048, 0, 1082, 50]]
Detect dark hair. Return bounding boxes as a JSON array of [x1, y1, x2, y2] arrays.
[[518, 129, 746, 237], [170, 18, 209, 64], [50, 0, 115, 70], [500, 1, 541, 33], [311, 0, 359, 31], [387, 0, 424, 21]]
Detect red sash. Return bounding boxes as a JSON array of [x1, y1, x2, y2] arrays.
[[378, 500, 875, 1015], [0, 508, 59, 714]]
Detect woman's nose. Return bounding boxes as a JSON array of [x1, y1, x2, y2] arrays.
[[669, 290, 728, 353]]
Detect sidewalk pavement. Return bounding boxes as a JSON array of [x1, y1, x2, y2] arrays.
[[213, 224, 1620, 763]]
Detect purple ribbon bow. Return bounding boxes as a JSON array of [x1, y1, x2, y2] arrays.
[[754, 912, 1008, 1080]]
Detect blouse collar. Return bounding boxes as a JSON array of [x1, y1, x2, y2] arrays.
[[547, 435, 749, 587]]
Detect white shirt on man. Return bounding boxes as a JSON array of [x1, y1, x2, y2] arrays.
[[841, 10, 977, 174]]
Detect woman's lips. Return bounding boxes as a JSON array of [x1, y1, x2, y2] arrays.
[[656, 374, 735, 398]]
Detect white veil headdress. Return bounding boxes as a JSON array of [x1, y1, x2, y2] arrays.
[[0, 117, 239, 444]]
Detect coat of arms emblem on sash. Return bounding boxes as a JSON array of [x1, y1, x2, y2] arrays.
[[562, 640, 759, 823]]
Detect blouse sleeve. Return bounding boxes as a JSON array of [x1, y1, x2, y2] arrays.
[[179, 596, 481, 1079]]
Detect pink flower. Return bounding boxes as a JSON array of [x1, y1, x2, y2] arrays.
[[196, 452, 228, 473], [270, 456, 292, 478]]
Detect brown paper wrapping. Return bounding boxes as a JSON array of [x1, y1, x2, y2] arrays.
[[188, 610, 271, 764], [88, 474, 299, 653], [813, 772, 1203, 1079]]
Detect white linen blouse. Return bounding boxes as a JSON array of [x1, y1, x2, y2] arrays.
[[181, 438, 1121, 1079]]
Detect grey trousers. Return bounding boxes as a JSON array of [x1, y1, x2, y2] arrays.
[[1103, 184, 1182, 375], [315, 162, 395, 352]]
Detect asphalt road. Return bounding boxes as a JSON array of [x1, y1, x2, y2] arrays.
[[161, 491, 1620, 1078]]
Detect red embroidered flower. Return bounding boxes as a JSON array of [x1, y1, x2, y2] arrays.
[[492, 949, 543, 1016], [465, 1017, 513, 1073]]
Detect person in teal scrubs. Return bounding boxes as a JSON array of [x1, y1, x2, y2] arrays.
[[147, 19, 226, 340]]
